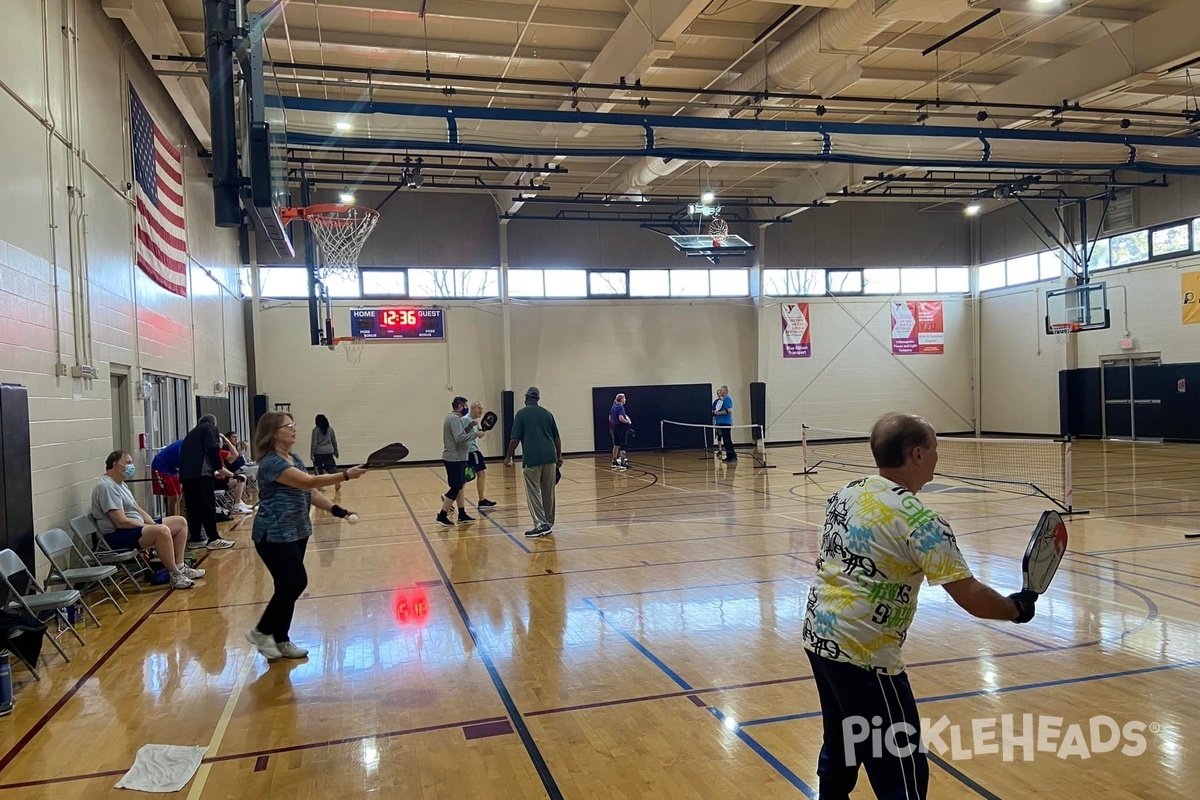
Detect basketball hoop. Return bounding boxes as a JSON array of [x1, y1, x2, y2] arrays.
[[708, 217, 730, 246], [1050, 322, 1080, 346], [331, 336, 366, 363], [281, 204, 379, 284]]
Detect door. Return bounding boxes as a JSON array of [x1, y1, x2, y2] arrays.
[[1100, 355, 1163, 441], [110, 371, 131, 451]]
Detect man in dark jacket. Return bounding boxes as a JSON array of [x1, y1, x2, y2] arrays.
[[180, 415, 235, 550]]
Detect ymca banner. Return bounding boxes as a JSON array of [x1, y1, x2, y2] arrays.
[[892, 300, 944, 355], [1183, 271, 1200, 325], [782, 303, 811, 358]]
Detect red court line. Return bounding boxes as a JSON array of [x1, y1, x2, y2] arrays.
[[0, 715, 510, 790], [151, 584, 443, 615]]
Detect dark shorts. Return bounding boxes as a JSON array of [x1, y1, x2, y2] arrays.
[[610, 423, 630, 447], [216, 474, 247, 491], [104, 517, 162, 551], [152, 470, 182, 497], [468, 451, 487, 472], [443, 460, 466, 500]]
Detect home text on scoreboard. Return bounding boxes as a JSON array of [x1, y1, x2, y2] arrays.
[[350, 308, 445, 340]]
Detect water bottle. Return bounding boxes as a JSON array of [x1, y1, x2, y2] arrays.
[[74, 601, 85, 631], [0, 651, 13, 716]]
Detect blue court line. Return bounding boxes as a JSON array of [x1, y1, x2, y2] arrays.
[[581, 598, 693, 691], [927, 753, 1002, 800], [469, 499, 534, 554], [707, 707, 818, 798], [1062, 554, 1197, 589], [739, 658, 1200, 728], [394, 475, 563, 799], [1086, 539, 1200, 556], [1071, 551, 1200, 582]]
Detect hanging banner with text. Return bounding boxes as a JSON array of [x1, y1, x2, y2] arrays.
[[891, 300, 944, 355], [782, 303, 811, 358], [1183, 271, 1200, 325]]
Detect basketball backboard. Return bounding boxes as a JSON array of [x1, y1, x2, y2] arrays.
[[237, 13, 293, 257], [668, 233, 754, 255], [1045, 282, 1110, 334]]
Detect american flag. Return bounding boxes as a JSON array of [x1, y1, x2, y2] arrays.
[[130, 84, 187, 296]]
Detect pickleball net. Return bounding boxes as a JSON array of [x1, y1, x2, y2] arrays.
[[796, 425, 1078, 513], [659, 420, 770, 468]]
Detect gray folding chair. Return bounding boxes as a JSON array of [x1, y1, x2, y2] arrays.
[[36, 529, 123, 624], [69, 515, 148, 594], [0, 548, 85, 673]]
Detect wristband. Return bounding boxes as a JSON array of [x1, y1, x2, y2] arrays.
[[342, 470, 350, 482], [331, 505, 349, 518]]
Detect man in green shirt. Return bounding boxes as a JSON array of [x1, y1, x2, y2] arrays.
[[505, 387, 562, 537]]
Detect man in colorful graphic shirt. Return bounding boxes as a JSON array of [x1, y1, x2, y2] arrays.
[[802, 413, 1037, 800]]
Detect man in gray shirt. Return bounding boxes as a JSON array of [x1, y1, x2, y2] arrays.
[[437, 396, 482, 527]]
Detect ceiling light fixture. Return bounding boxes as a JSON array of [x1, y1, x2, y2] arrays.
[[964, 203, 981, 216]]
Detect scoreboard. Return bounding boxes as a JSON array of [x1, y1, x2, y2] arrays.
[[350, 308, 445, 340]]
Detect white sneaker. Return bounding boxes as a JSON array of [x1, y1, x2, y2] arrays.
[[179, 565, 206, 580], [233, 503, 254, 515], [206, 538, 235, 550], [246, 628, 281, 659], [170, 572, 195, 590], [276, 641, 309, 659]]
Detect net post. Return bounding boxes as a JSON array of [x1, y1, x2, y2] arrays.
[[659, 420, 665, 453], [795, 424, 818, 476], [1059, 436, 1089, 515]]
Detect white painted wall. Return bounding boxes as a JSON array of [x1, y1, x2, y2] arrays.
[[760, 296, 975, 441], [0, 0, 245, 547]]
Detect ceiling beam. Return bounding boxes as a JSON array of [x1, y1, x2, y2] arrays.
[[859, 68, 1012, 86], [103, 0, 211, 148], [264, 0, 627, 32], [864, 32, 1073, 60], [969, 0, 1149, 23]]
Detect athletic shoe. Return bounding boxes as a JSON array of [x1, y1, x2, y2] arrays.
[[541, 523, 554, 534], [233, 503, 254, 515], [435, 512, 454, 527], [246, 628, 281, 659], [170, 572, 195, 590], [524, 525, 551, 538], [185, 539, 206, 551], [457, 512, 475, 523], [179, 565, 206, 580], [276, 641, 309, 659], [206, 538, 235, 550], [478, 499, 497, 508]]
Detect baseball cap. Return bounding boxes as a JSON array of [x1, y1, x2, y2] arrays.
[[525, 387, 540, 399]]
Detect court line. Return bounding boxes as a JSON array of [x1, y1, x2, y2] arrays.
[[393, 473, 564, 800], [0, 559, 198, 774], [1070, 551, 1200, 581], [0, 715, 510, 790], [581, 598, 693, 690], [926, 754, 1001, 799], [151, 583, 445, 615], [739, 658, 1200, 728], [451, 551, 793, 585], [185, 652, 258, 799], [707, 707, 818, 798]]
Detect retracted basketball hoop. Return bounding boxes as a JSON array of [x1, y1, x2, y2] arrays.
[[280, 204, 379, 284]]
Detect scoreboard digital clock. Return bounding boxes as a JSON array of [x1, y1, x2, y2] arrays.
[[350, 308, 445, 340]]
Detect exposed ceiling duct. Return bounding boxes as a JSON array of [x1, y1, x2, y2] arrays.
[[608, 0, 897, 196]]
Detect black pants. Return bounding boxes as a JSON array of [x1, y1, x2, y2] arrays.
[[181, 476, 219, 543], [313, 453, 338, 475], [806, 650, 929, 800], [254, 538, 310, 643], [443, 460, 466, 502], [716, 426, 736, 460]]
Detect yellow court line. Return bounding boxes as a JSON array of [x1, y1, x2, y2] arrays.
[[186, 652, 258, 799]]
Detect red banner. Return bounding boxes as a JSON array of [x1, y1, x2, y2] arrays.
[[891, 300, 944, 355]]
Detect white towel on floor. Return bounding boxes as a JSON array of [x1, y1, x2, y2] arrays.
[[115, 744, 209, 793]]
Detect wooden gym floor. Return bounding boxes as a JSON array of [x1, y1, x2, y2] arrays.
[[0, 440, 1197, 798]]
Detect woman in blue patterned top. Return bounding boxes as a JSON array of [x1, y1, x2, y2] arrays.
[[246, 410, 367, 660]]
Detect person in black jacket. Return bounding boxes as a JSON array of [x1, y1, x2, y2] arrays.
[[180, 415, 236, 550]]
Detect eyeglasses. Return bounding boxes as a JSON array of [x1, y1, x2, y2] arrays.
[[278, 423, 297, 430]]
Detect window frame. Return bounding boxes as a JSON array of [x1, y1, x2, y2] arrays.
[[587, 269, 630, 298]]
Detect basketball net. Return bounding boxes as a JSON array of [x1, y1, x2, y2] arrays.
[[1050, 322, 1079, 347], [288, 204, 379, 284], [332, 337, 366, 363], [708, 217, 730, 246]]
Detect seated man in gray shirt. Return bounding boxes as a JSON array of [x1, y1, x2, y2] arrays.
[[90, 450, 204, 590]]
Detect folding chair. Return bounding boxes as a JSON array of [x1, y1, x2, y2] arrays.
[[0, 548, 85, 672], [69, 515, 149, 594], [36, 529, 123, 624]]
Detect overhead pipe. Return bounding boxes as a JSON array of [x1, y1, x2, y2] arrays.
[[204, 0, 241, 226]]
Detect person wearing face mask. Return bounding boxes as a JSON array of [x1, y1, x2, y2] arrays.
[[90, 450, 202, 590], [436, 396, 482, 528], [465, 401, 496, 509]]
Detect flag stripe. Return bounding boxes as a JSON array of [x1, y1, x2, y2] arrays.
[[130, 83, 187, 297]]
